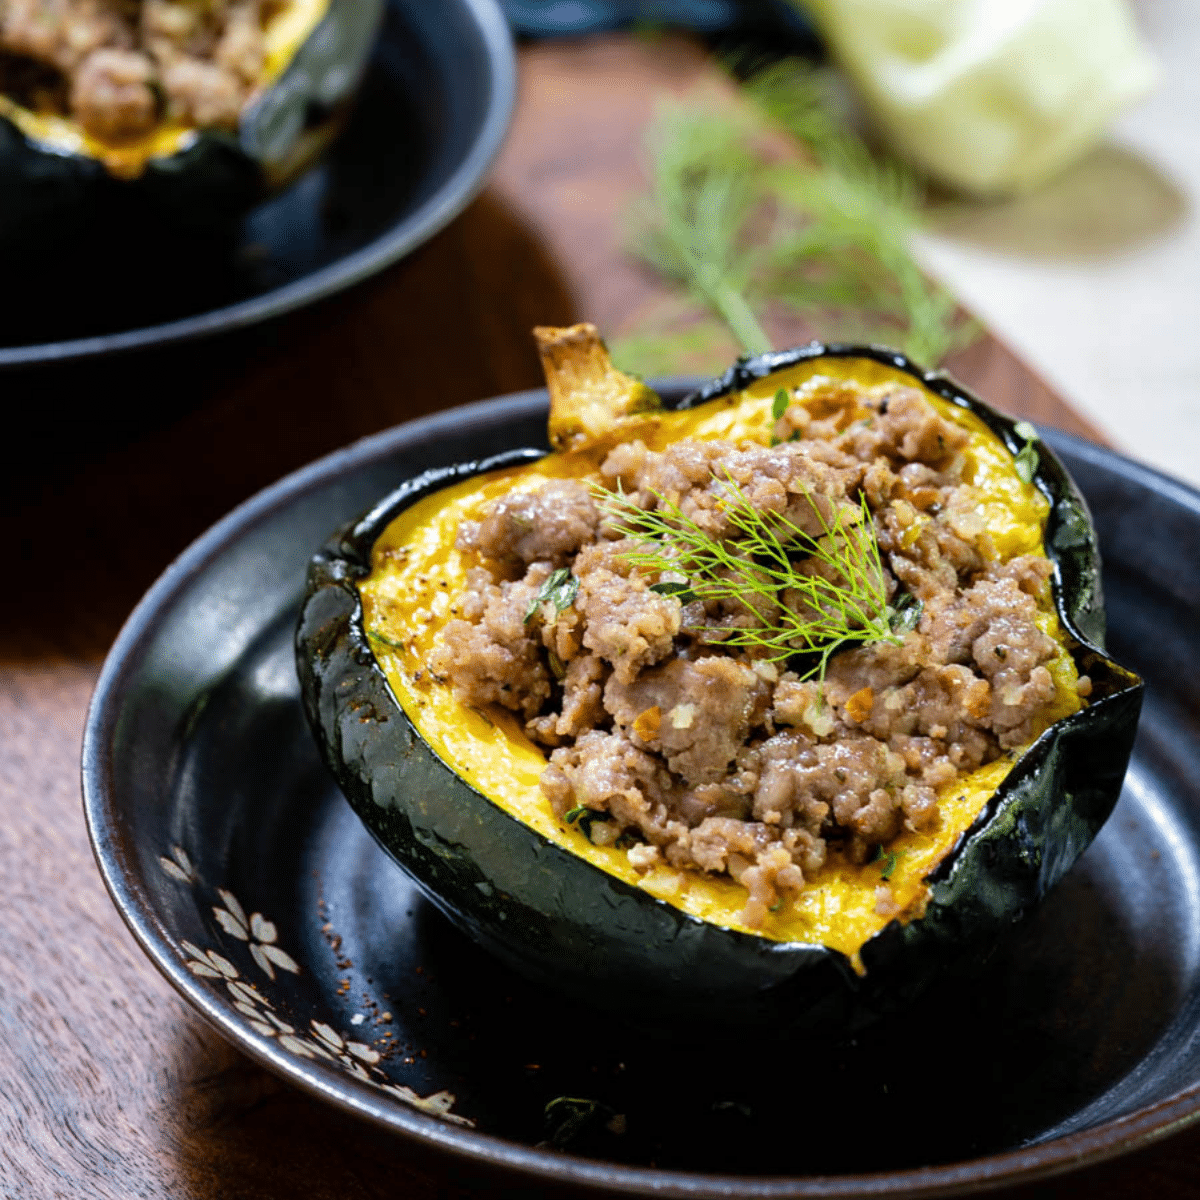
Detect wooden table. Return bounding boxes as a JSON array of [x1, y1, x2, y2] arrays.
[[2, 35, 1187, 1200]]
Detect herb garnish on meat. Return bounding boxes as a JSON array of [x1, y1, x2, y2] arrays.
[[599, 475, 911, 680], [524, 568, 579, 624]]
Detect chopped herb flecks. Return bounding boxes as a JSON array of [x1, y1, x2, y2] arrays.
[[367, 629, 406, 651], [524, 568, 580, 624], [649, 579, 697, 603], [871, 844, 903, 880], [543, 1096, 617, 1149], [1012, 421, 1040, 484], [565, 805, 613, 843], [887, 590, 924, 636]]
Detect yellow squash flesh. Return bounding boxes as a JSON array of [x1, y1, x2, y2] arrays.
[[360, 356, 1085, 962]]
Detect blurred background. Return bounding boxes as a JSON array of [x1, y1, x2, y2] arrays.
[[502, 0, 1193, 485], [1, 0, 1193, 485]]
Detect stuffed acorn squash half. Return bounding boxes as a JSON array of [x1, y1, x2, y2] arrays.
[[297, 328, 1142, 1027], [0, 0, 383, 230]]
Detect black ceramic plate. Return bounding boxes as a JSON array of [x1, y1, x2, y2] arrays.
[[83, 387, 1200, 1197], [0, 0, 514, 368]]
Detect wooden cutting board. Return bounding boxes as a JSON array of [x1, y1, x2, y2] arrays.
[[3, 34, 1167, 1200]]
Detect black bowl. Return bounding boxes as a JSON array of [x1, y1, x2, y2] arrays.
[[83, 385, 1200, 1196]]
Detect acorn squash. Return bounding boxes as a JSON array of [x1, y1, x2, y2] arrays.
[[0, 0, 384, 233], [296, 337, 1142, 1027]]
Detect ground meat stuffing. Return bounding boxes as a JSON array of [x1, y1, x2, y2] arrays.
[[434, 377, 1075, 926], [0, 0, 281, 140], [457, 479, 601, 570]]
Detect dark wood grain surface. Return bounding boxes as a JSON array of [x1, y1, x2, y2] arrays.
[[2, 34, 1185, 1200]]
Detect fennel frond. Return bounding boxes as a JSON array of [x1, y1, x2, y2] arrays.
[[617, 60, 978, 376], [599, 475, 905, 680]]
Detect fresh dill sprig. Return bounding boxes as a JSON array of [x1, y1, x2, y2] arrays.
[[606, 319, 739, 379], [598, 475, 904, 680], [749, 62, 976, 366], [614, 61, 978, 376], [628, 100, 772, 356]]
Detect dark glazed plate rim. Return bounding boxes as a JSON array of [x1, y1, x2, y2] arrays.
[[82, 386, 1200, 1198], [0, 0, 515, 370]]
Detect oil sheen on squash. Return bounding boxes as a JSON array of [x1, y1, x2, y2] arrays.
[[0, 0, 328, 178], [359, 357, 1084, 961]]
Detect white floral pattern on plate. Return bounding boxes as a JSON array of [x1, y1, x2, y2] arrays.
[[164, 848, 472, 1126], [159, 844, 196, 884], [212, 888, 301, 980]]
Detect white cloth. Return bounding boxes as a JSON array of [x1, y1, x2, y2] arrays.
[[799, 0, 1158, 194]]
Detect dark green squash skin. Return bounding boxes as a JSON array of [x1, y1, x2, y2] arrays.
[[296, 344, 1144, 1028], [0, 0, 384, 237]]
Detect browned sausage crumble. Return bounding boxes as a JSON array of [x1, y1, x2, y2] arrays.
[[430, 380, 1073, 927], [0, 0, 286, 140]]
